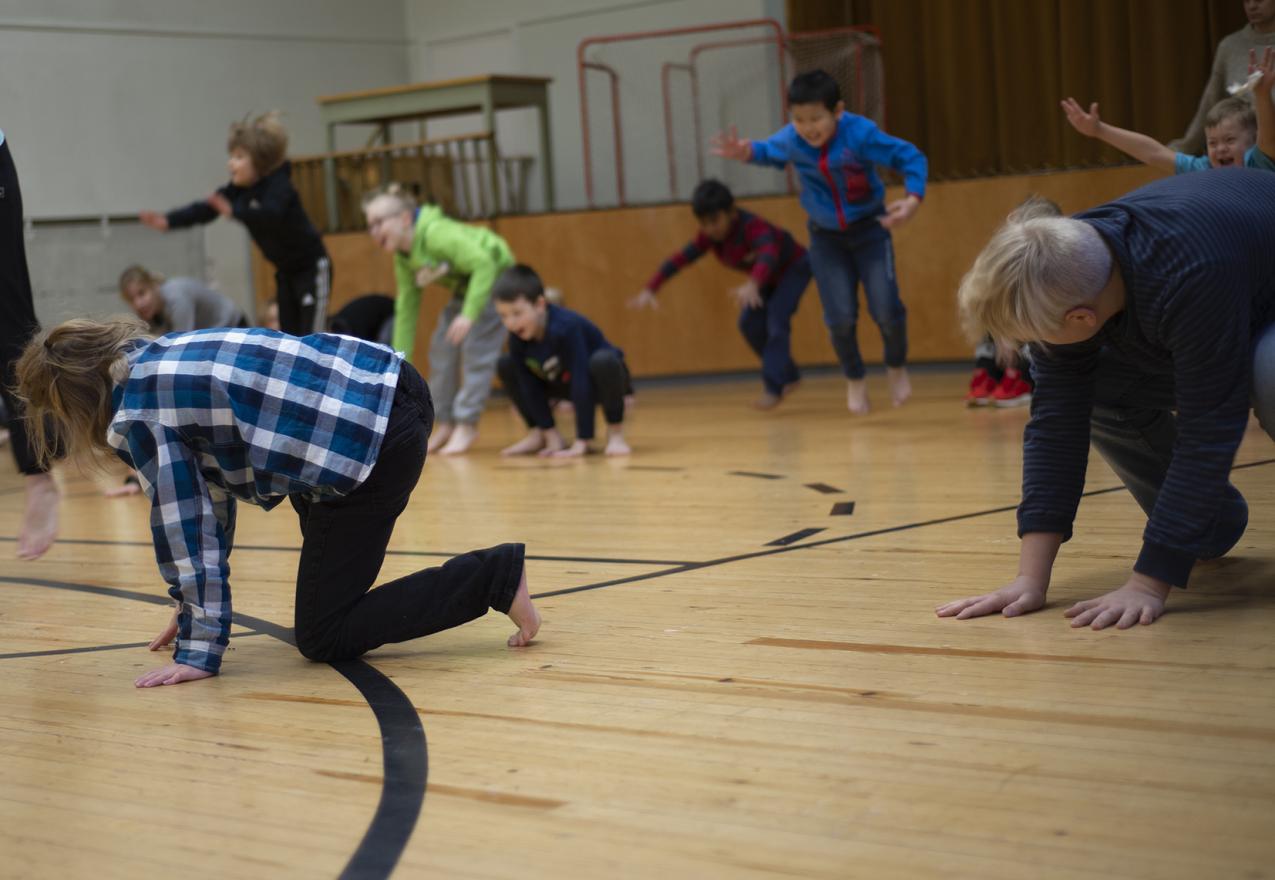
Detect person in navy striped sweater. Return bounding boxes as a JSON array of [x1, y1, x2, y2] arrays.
[[939, 171, 1274, 630], [631, 180, 810, 410]]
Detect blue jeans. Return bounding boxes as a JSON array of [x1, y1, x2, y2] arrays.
[[738, 254, 811, 394], [807, 219, 907, 379], [1089, 320, 1275, 561]]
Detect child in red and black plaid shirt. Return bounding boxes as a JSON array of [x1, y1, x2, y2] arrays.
[[630, 180, 811, 410]]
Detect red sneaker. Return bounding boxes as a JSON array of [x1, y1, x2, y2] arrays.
[[991, 369, 1033, 407], [965, 368, 996, 406]]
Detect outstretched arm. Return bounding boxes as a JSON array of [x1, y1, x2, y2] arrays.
[[1060, 99, 1176, 171]]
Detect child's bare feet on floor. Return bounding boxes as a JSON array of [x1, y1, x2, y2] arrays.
[[427, 422, 453, 454], [440, 423, 477, 455], [506, 566, 541, 647], [887, 367, 912, 407], [605, 431, 631, 456], [501, 430, 545, 456], [17, 473, 59, 560], [846, 379, 870, 415]]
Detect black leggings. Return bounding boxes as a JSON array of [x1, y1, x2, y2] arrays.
[[287, 361, 524, 662], [0, 137, 44, 476]]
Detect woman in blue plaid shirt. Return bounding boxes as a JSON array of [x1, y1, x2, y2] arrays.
[[14, 318, 541, 686]]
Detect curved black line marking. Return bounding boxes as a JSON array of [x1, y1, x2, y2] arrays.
[[0, 575, 424, 880], [0, 630, 267, 661], [331, 660, 428, 880]]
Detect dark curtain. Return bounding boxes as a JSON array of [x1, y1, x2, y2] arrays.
[[787, 0, 1248, 178]]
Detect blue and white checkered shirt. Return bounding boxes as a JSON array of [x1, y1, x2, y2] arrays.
[[108, 328, 403, 672]]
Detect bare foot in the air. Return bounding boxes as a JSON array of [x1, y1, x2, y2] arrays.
[[605, 429, 631, 457], [502, 430, 546, 457], [846, 379, 870, 415], [506, 566, 541, 647], [887, 366, 912, 407], [427, 422, 453, 454], [18, 473, 60, 560], [440, 422, 477, 455]]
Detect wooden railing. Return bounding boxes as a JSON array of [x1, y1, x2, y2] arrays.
[[291, 132, 534, 233]]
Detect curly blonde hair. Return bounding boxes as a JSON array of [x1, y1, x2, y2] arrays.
[[13, 318, 150, 469]]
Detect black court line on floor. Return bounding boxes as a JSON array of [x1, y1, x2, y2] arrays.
[[728, 470, 785, 480], [0, 630, 268, 660], [0, 576, 424, 880], [0, 535, 692, 568], [530, 456, 1275, 599], [1, 456, 1270, 875]]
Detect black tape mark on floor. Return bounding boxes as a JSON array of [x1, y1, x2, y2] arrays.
[[0, 535, 691, 568], [0, 575, 423, 880], [530, 481, 1149, 600], [0, 630, 267, 661], [804, 482, 844, 495], [728, 471, 784, 480], [829, 501, 856, 516], [622, 465, 687, 472], [766, 528, 826, 547]]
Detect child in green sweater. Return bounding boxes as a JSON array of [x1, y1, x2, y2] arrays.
[[363, 185, 514, 455]]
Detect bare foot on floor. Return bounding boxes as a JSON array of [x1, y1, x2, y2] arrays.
[[753, 391, 781, 410], [18, 473, 60, 560], [440, 423, 477, 455], [506, 566, 541, 647], [604, 432, 631, 456], [427, 422, 454, 454], [501, 430, 545, 456], [887, 366, 912, 407], [846, 379, 870, 415]]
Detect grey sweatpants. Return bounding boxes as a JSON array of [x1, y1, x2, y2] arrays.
[[428, 297, 505, 424]]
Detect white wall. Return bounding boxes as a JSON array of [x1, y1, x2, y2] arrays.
[[404, 0, 788, 210], [0, 0, 409, 313]]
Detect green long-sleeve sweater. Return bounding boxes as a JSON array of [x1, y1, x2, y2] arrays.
[[391, 205, 515, 360]]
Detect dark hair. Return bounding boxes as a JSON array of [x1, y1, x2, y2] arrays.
[[691, 179, 734, 218], [492, 264, 545, 304], [787, 70, 841, 110]]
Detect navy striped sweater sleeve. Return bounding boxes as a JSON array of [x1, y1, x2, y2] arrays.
[[1018, 170, 1275, 587]]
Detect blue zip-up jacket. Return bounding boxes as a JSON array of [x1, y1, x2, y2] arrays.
[[749, 112, 927, 231]]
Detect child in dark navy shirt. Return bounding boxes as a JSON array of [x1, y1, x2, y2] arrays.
[[494, 265, 632, 458], [140, 112, 331, 337], [632, 179, 810, 410]]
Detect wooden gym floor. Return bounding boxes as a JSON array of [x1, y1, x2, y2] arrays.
[[1, 369, 1273, 879]]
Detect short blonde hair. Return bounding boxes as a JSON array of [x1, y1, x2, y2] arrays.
[[13, 318, 150, 469], [117, 264, 162, 303], [228, 111, 288, 175], [1204, 95, 1256, 136], [957, 197, 1111, 345], [361, 183, 417, 217]]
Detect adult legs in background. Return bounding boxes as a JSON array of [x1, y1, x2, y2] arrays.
[[0, 135, 58, 560]]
